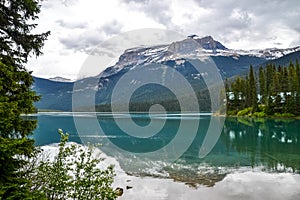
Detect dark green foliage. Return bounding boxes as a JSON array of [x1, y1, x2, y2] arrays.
[[296, 59, 300, 86], [248, 65, 258, 111], [0, 61, 39, 138], [0, 0, 49, 198], [0, 138, 45, 199], [226, 61, 300, 116], [259, 66, 266, 104], [92, 89, 212, 112], [282, 67, 289, 93], [0, 0, 50, 64]]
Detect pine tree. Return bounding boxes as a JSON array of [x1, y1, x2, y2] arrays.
[[245, 76, 250, 107], [289, 63, 298, 114], [272, 71, 280, 95], [0, 0, 49, 198], [248, 65, 258, 112], [295, 59, 300, 115], [282, 67, 289, 93], [296, 59, 300, 86], [232, 77, 242, 110], [277, 65, 283, 87], [259, 66, 266, 104], [265, 64, 274, 101], [239, 78, 246, 108], [227, 61, 300, 116]]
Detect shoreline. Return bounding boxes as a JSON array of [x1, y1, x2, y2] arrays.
[[24, 111, 300, 120], [226, 114, 300, 120]]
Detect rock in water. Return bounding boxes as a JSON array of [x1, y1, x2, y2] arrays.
[[115, 187, 123, 196]]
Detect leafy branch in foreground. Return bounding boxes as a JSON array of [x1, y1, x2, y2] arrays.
[[31, 129, 117, 200]]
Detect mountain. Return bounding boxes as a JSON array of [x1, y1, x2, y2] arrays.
[[187, 35, 227, 51], [33, 77, 74, 111], [95, 35, 268, 81], [262, 50, 300, 67], [32, 35, 300, 111]]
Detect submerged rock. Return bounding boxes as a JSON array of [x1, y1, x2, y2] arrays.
[[165, 167, 227, 188], [115, 187, 123, 196]]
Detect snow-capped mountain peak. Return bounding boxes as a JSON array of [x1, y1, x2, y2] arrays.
[[97, 35, 300, 79]]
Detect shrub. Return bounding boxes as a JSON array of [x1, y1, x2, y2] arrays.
[[31, 129, 117, 200], [237, 107, 253, 116], [258, 105, 266, 112], [252, 112, 266, 118], [227, 110, 238, 116], [274, 113, 295, 118]]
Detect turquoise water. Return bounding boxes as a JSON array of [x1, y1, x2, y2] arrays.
[[32, 113, 300, 185]]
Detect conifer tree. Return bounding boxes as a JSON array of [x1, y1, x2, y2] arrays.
[[296, 59, 300, 86], [0, 0, 50, 198], [239, 78, 246, 108], [259, 66, 266, 104], [248, 65, 258, 111], [272, 71, 280, 95], [227, 61, 300, 116], [245, 76, 250, 107], [282, 67, 289, 93]]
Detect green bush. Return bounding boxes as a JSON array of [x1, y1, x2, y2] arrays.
[[237, 107, 253, 116], [30, 129, 117, 200], [227, 110, 238, 116], [274, 113, 295, 118], [258, 105, 266, 112], [252, 112, 266, 118]]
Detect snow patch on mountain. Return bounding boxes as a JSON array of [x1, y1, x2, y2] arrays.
[[75, 35, 300, 81], [49, 76, 74, 82]]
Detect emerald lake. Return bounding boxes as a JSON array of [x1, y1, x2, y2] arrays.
[[30, 113, 300, 199]]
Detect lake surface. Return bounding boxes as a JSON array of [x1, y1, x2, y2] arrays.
[[31, 113, 300, 191]]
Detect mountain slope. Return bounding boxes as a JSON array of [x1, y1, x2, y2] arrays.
[[32, 36, 300, 111], [33, 77, 73, 111], [262, 50, 300, 67]]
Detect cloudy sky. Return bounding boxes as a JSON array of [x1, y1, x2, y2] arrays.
[[26, 0, 300, 80]]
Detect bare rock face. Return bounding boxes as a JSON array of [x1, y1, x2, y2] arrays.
[[168, 38, 203, 55], [194, 35, 228, 51]]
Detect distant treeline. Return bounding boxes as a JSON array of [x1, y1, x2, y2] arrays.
[[95, 89, 212, 112], [226, 60, 300, 116]]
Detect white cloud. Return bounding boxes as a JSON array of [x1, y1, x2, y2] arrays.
[[26, 0, 300, 79]]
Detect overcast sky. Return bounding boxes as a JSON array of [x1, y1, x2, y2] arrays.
[[26, 0, 300, 80]]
